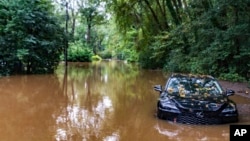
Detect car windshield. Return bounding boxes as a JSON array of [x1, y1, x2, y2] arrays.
[[165, 76, 223, 97]]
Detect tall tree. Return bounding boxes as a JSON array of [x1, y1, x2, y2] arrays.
[[0, 0, 64, 74], [108, 0, 250, 80], [53, 0, 80, 40], [79, 0, 106, 54]]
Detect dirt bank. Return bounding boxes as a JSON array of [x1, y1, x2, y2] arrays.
[[220, 80, 250, 98]]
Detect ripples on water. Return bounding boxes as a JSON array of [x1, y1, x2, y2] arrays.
[[0, 61, 249, 141]]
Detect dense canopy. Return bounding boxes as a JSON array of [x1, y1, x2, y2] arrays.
[[109, 0, 250, 81], [0, 0, 64, 75], [0, 0, 249, 82]]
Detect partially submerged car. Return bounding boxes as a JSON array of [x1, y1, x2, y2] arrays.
[[154, 74, 238, 124]]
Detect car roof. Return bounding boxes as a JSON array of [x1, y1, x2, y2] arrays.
[[170, 73, 215, 79]]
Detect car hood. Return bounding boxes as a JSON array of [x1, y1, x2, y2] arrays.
[[170, 95, 229, 112]]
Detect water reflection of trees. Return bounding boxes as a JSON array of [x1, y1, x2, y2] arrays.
[[54, 61, 233, 141], [0, 61, 239, 141], [54, 61, 141, 140], [54, 61, 179, 141], [0, 74, 65, 141]]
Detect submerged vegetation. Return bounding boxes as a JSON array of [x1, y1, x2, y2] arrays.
[[0, 0, 249, 82]]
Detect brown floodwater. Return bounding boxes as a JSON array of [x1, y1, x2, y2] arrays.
[[0, 61, 249, 141]]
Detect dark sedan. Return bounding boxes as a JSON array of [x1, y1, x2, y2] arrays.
[[154, 74, 238, 124]]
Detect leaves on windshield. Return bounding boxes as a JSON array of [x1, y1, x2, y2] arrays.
[[167, 74, 223, 98]]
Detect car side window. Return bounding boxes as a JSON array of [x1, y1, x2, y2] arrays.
[[167, 78, 180, 94]]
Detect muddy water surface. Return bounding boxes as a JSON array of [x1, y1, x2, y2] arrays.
[[0, 61, 249, 141]]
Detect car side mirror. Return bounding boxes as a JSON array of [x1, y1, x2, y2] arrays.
[[226, 89, 235, 96], [154, 85, 162, 93]]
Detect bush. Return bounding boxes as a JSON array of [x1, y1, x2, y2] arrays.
[[67, 42, 93, 62], [219, 73, 246, 82], [99, 50, 112, 59], [91, 55, 102, 61], [0, 0, 64, 75], [139, 48, 164, 69]]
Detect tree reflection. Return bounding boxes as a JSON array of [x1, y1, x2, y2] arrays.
[[0, 74, 65, 141], [53, 61, 236, 141], [54, 61, 140, 140], [0, 61, 245, 141]]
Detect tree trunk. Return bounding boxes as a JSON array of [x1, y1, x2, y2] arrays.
[[70, 9, 77, 39], [166, 0, 180, 25], [87, 24, 91, 44], [143, 0, 165, 30], [156, 0, 170, 30]]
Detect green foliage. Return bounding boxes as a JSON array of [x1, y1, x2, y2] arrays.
[[67, 42, 93, 62], [107, 0, 250, 81], [219, 73, 246, 82], [99, 50, 112, 59], [139, 47, 164, 69], [124, 49, 138, 62], [97, 17, 140, 62], [91, 55, 102, 61], [79, 1, 107, 54], [0, 0, 64, 75]]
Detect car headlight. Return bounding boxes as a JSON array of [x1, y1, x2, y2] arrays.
[[222, 103, 237, 113], [159, 97, 179, 110]]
